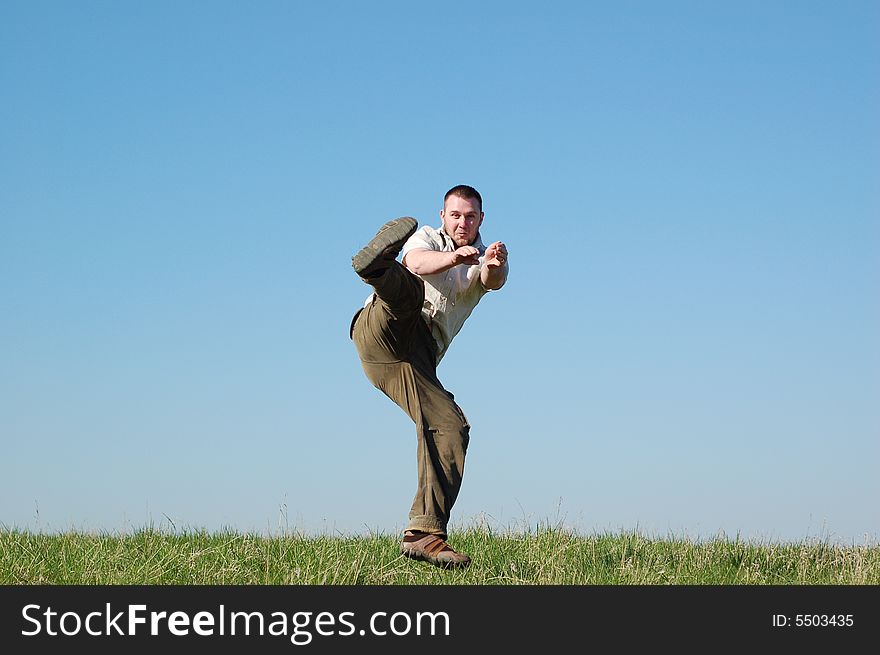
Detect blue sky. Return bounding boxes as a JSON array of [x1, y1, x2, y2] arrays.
[[2, 1, 878, 544]]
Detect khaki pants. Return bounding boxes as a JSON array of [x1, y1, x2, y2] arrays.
[[350, 262, 470, 537]]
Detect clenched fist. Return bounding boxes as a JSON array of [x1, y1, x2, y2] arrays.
[[451, 245, 481, 267], [484, 241, 508, 268]]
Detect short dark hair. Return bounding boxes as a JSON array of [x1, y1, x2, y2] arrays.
[[444, 184, 482, 212]]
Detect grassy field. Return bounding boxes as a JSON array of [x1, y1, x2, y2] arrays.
[[2, 527, 878, 585]]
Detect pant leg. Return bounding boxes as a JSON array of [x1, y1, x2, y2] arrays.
[[352, 261, 425, 360], [406, 365, 470, 536], [358, 358, 470, 538]]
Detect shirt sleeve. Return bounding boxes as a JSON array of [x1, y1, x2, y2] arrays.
[[401, 226, 438, 259]]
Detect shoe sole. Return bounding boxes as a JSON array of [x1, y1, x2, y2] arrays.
[[352, 217, 418, 275]]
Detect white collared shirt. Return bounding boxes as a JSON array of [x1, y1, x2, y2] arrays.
[[402, 224, 505, 363]]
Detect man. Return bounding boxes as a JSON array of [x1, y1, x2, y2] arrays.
[[349, 184, 509, 569]]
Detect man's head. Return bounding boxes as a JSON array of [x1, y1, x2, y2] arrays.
[[441, 184, 484, 247]]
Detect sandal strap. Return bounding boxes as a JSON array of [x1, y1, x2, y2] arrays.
[[421, 535, 453, 555]]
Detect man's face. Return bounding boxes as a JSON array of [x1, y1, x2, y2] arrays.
[[441, 195, 484, 247]]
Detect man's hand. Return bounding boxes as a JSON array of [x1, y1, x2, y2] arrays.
[[451, 245, 481, 267], [480, 241, 508, 290], [483, 241, 508, 268]]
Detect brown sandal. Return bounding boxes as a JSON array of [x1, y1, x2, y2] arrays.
[[400, 532, 471, 569]]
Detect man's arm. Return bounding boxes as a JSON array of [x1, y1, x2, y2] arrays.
[[481, 241, 509, 290], [403, 246, 481, 276]]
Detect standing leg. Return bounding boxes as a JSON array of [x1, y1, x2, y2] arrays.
[[407, 365, 470, 537], [358, 359, 470, 537], [358, 358, 471, 568]]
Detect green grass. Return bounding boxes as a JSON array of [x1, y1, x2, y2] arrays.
[[2, 527, 878, 585]]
